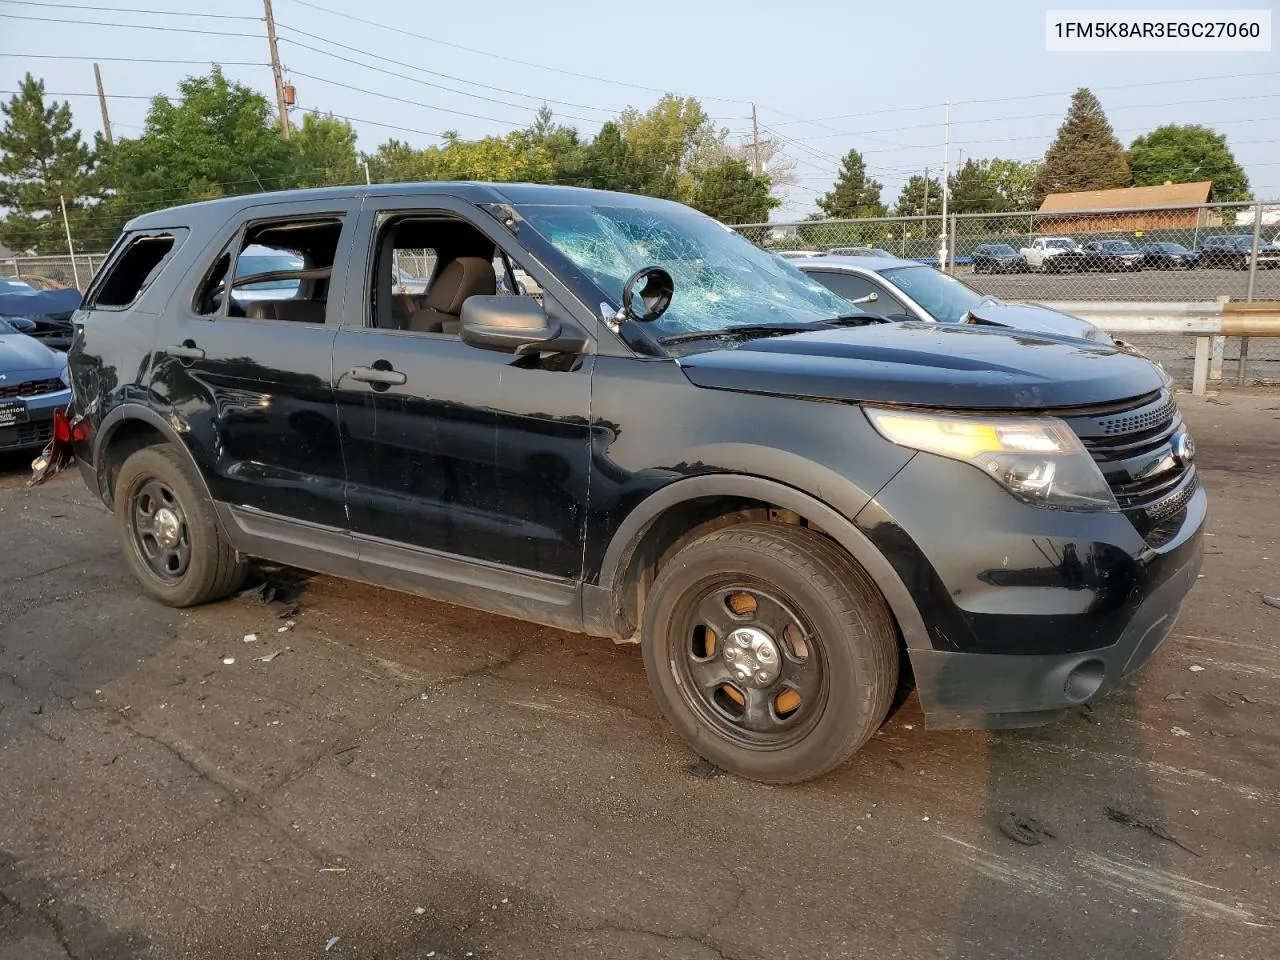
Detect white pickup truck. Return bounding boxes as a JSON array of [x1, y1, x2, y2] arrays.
[[1020, 237, 1085, 273]]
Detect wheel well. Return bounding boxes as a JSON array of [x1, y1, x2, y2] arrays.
[[615, 495, 834, 637], [101, 419, 167, 504]]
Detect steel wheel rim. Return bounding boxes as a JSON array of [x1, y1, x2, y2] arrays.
[[670, 577, 829, 751], [130, 478, 191, 582]]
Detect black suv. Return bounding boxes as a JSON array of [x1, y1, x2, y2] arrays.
[[48, 184, 1205, 783], [1199, 234, 1280, 270]]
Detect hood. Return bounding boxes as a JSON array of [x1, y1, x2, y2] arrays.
[[963, 302, 1107, 344], [0, 329, 68, 379], [0, 287, 82, 320], [677, 322, 1165, 410]]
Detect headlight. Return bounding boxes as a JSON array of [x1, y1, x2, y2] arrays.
[[59, 362, 71, 387], [865, 407, 1118, 512]]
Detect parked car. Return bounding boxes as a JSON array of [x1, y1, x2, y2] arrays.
[[794, 255, 1129, 349], [1081, 239, 1144, 272], [1199, 235, 1280, 270], [971, 243, 1027, 274], [1020, 236, 1086, 272], [773, 250, 825, 260], [0, 279, 79, 350], [0, 316, 71, 453], [827, 246, 894, 258], [41, 184, 1203, 784], [1140, 242, 1200, 270]]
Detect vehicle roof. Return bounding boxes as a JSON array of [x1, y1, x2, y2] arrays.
[[790, 254, 921, 272], [123, 182, 690, 231]]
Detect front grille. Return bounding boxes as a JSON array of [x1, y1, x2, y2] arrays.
[[1062, 389, 1196, 545], [0, 418, 53, 450], [0, 378, 65, 400]]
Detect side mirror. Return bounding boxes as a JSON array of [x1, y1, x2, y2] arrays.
[[460, 296, 584, 356], [7, 316, 37, 333], [849, 291, 878, 305], [620, 266, 674, 322]]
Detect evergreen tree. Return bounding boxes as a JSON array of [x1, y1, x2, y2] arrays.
[[0, 73, 102, 254], [816, 149, 885, 219], [1035, 88, 1131, 199], [690, 158, 777, 223], [893, 172, 943, 217]]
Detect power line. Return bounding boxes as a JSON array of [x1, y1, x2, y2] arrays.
[[275, 23, 617, 120], [288, 72, 531, 129], [766, 70, 1280, 127], [0, 12, 260, 38], [281, 0, 749, 106], [0, 53, 269, 66], [0, 0, 257, 18]]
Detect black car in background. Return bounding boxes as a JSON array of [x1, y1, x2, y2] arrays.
[[971, 244, 1026, 274], [1139, 242, 1200, 270], [1200, 234, 1280, 270], [1081, 239, 1144, 272]]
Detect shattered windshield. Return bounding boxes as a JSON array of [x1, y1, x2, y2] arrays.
[[514, 203, 855, 337]]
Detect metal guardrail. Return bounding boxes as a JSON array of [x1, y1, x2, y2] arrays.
[[1028, 300, 1280, 395]]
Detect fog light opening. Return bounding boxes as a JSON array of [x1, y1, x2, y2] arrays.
[[1064, 659, 1106, 703]]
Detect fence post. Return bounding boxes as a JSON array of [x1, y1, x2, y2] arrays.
[[1192, 336, 1210, 396], [1238, 200, 1264, 384], [948, 215, 957, 274]]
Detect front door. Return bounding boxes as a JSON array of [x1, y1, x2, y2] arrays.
[[332, 197, 595, 582], [149, 201, 357, 530]]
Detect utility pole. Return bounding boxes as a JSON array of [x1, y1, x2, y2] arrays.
[[922, 166, 929, 219], [750, 104, 762, 177], [263, 0, 290, 139], [957, 148, 965, 169], [93, 63, 113, 146], [364, 160, 372, 185], [939, 100, 950, 270], [60, 196, 81, 291]]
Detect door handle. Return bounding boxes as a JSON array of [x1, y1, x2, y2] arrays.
[[349, 365, 407, 386], [165, 343, 205, 361]]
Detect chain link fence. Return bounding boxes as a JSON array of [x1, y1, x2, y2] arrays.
[[735, 200, 1280, 387], [1, 253, 105, 292]]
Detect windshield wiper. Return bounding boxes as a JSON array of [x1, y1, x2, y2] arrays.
[[658, 322, 824, 344], [822, 314, 883, 326]]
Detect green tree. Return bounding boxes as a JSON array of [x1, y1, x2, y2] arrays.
[[580, 121, 642, 192], [292, 113, 359, 187], [690, 157, 778, 223], [528, 105, 589, 186], [618, 95, 727, 202], [893, 172, 943, 217], [816, 149, 886, 219], [948, 158, 1041, 213], [1035, 88, 1131, 199], [104, 67, 297, 222], [1128, 124, 1251, 201], [0, 73, 102, 254]]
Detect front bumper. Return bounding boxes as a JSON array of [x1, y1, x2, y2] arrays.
[[857, 451, 1206, 729], [0, 387, 69, 452]]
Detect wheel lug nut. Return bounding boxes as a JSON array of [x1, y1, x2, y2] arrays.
[[756, 671, 769, 683]]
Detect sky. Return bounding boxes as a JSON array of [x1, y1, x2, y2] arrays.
[[2, 0, 1279, 220]]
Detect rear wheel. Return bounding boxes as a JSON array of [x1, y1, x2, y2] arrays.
[[114, 445, 247, 607], [642, 522, 898, 783]]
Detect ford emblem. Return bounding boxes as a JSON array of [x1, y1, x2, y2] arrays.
[[1172, 431, 1195, 466]]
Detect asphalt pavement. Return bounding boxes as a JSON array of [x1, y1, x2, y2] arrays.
[[1, 391, 1278, 960]]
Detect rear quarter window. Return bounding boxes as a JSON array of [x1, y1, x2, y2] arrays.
[[88, 229, 188, 309]]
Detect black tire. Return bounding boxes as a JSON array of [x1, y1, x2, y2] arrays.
[[641, 522, 898, 784], [114, 444, 248, 607]]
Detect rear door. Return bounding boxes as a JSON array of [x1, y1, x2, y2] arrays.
[[331, 195, 595, 584], [149, 199, 357, 531]]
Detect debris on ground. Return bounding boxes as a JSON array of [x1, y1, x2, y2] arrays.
[[1105, 806, 1201, 856], [1164, 692, 1187, 701], [1171, 726, 1192, 737], [243, 633, 257, 643], [1262, 596, 1280, 610], [1189, 664, 1205, 672], [1234, 691, 1258, 704], [1210, 693, 1236, 709], [221, 657, 235, 665], [238, 572, 305, 619], [278, 620, 296, 633], [998, 812, 1055, 846], [687, 758, 721, 779], [255, 651, 282, 663], [325, 936, 340, 951]]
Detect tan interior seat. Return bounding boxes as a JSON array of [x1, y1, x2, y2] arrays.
[[406, 257, 496, 335]]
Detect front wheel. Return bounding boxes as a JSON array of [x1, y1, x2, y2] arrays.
[[114, 445, 248, 607], [642, 522, 898, 783]]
